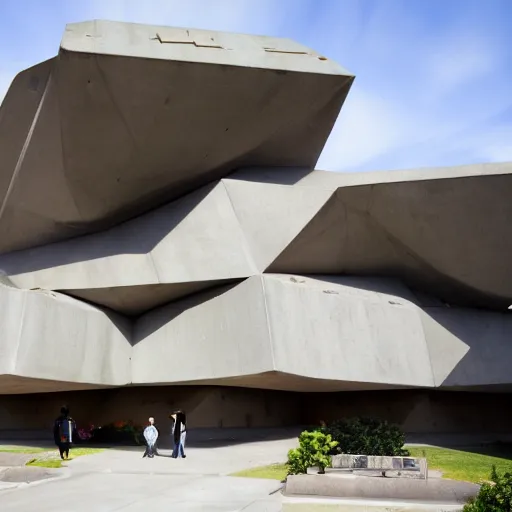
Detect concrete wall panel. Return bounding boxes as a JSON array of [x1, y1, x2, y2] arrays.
[[263, 275, 434, 387], [0, 183, 256, 314], [223, 180, 332, 270], [131, 278, 274, 385], [0, 284, 24, 375], [0, 285, 131, 387], [269, 172, 512, 310]]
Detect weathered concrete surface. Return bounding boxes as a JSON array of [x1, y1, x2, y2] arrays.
[[0, 182, 257, 314], [281, 496, 464, 511], [285, 474, 478, 504], [267, 169, 512, 311], [0, 466, 63, 484], [0, 20, 510, 428], [0, 283, 131, 390], [0, 21, 352, 253], [0, 453, 35, 467], [0, 439, 293, 511], [2, 166, 511, 313], [2, 274, 512, 393]]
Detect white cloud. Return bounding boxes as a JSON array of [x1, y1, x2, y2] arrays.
[[84, 0, 286, 35], [317, 5, 512, 172], [425, 37, 499, 97], [317, 88, 410, 171]]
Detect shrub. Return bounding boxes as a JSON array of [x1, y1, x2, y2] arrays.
[[287, 430, 338, 475], [77, 425, 94, 442], [463, 465, 512, 512], [90, 421, 143, 445], [322, 417, 409, 456]]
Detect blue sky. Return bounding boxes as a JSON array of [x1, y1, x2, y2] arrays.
[[1, 0, 511, 172]]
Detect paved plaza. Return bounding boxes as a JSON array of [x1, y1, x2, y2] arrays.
[[0, 436, 467, 512], [0, 437, 295, 511]]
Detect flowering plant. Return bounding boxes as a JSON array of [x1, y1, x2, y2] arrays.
[[77, 424, 94, 441], [89, 420, 143, 445]]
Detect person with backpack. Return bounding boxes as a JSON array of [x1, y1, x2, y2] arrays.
[[53, 405, 77, 460]]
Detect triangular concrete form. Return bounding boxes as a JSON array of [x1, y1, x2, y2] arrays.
[[0, 20, 353, 254], [63, 279, 241, 316], [269, 173, 512, 310], [0, 282, 131, 390], [223, 179, 333, 271], [0, 183, 257, 314]]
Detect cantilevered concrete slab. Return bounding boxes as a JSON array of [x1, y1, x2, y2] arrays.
[[0, 282, 131, 392], [266, 167, 512, 311], [0, 20, 353, 253], [1, 165, 510, 313], [131, 275, 512, 392], [1, 274, 512, 393], [0, 182, 257, 314]]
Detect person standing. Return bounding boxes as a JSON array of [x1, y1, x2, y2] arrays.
[[142, 417, 159, 458], [169, 412, 176, 452], [171, 410, 187, 459], [53, 405, 76, 460]]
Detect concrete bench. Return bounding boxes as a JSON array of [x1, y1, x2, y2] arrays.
[[331, 454, 428, 479]]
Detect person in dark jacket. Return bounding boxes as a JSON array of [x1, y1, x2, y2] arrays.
[[53, 405, 77, 460], [171, 410, 187, 459]]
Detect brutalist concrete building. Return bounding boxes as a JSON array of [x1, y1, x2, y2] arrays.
[[0, 21, 511, 437]]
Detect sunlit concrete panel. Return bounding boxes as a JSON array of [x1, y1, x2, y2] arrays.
[[230, 162, 512, 188], [131, 278, 274, 385], [223, 179, 333, 270], [262, 275, 435, 388], [0, 20, 353, 253], [0, 284, 24, 376], [0, 284, 131, 390], [0, 183, 256, 314], [132, 275, 436, 391]]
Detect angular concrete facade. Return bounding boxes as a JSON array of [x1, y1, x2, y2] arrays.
[[0, 21, 511, 434]]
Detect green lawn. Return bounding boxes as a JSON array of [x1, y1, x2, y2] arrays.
[[27, 459, 64, 468], [231, 463, 287, 480], [408, 445, 512, 483], [26, 447, 104, 469], [231, 445, 512, 484], [0, 446, 47, 454]]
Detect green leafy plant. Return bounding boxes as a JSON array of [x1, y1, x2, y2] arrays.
[[463, 465, 512, 512], [90, 421, 143, 445], [321, 417, 409, 456], [287, 430, 338, 475]]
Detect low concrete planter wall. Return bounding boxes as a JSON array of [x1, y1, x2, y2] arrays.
[[285, 473, 479, 504]]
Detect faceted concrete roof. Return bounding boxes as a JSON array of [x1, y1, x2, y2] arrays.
[[0, 20, 353, 254], [2, 162, 511, 314]]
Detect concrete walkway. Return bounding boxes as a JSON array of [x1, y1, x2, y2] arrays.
[[0, 438, 296, 511], [0, 436, 468, 511]]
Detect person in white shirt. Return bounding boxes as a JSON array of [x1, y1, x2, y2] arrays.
[[143, 417, 158, 458]]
